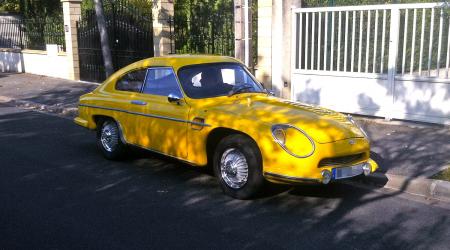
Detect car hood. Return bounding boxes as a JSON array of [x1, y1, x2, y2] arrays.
[[196, 94, 365, 144]]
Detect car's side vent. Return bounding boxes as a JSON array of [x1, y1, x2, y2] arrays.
[[319, 153, 365, 167]]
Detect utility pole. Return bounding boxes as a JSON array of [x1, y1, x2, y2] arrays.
[[93, 0, 114, 77]]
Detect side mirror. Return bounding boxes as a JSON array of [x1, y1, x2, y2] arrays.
[[168, 93, 182, 104]]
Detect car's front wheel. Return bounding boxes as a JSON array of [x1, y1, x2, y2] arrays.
[[213, 134, 264, 199], [97, 119, 127, 160]]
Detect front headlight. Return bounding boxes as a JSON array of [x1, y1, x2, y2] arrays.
[[271, 124, 315, 158], [347, 115, 368, 138]]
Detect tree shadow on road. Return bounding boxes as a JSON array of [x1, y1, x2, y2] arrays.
[[1, 101, 449, 249]]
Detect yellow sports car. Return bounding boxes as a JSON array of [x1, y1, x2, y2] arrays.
[[75, 55, 378, 199]]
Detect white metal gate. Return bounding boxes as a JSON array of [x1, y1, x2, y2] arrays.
[[291, 3, 450, 125]]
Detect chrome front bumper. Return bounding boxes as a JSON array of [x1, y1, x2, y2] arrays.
[[264, 160, 376, 185]]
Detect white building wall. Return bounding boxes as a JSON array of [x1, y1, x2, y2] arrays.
[[0, 50, 71, 80]]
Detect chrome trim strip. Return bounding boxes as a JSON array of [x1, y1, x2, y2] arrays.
[[264, 172, 320, 183], [271, 124, 316, 158], [79, 103, 210, 127]]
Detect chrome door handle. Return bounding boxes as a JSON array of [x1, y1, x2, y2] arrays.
[[130, 100, 147, 105]]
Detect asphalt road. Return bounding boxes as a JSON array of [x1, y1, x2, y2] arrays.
[[1, 104, 450, 250]]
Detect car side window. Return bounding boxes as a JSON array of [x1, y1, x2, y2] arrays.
[[142, 67, 182, 96], [115, 69, 147, 92]]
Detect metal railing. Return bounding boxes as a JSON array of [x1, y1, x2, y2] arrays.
[[293, 2, 450, 79], [77, 0, 154, 82], [0, 18, 65, 51]]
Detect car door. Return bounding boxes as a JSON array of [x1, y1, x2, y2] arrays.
[[112, 68, 150, 146], [139, 67, 190, 159]]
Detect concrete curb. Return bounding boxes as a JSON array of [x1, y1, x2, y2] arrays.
[[356, 172, 450, 202]]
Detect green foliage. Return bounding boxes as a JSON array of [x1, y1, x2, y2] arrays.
[[22, 0, 62, 18], [0, 0, 62, 17], [174, 0, 258, 65], [81, 0, 94, 11], [0, 0, 20, 13], [432, 167, 450, 181], [129, 0, 152, 13], [22, 16, 65, 50], [174, 0, 235, 56], [81, 0, 152, 13], [20, 0, 64, 50]]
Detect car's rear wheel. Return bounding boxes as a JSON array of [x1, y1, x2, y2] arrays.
[[97, 119, 126, 160], [213, 134, 264, 199]]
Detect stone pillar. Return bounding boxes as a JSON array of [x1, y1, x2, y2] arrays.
[[152, 0, 174, 57], [271, 0, 283, 96], [279, 0, 301, 98], [235, 0, 245, 64], [61, 0, 81, 80], [257, 0, 301, 98], [234, 0, 253, 68], [255, 0, 272, 90]]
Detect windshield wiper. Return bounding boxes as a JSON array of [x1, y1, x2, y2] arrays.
[[228, 84, 254, 96]]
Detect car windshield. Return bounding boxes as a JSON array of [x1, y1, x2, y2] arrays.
[[177, 63, 265, 99]]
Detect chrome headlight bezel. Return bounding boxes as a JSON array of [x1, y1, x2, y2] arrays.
[[271, 124, 316, 158], [347, 115, 368, 138]]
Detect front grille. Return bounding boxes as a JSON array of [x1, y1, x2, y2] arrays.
[[319, 153, 365, 167]]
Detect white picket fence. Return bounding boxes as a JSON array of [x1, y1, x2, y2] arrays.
[[291, 2, 450, 125]]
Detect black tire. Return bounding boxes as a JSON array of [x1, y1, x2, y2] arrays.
[[213, 134, 264, 199], [96, 119, 127, 160]]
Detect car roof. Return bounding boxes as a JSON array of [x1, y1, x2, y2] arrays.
[[100, 55, 244, 91], [124, 54, 242, 72]]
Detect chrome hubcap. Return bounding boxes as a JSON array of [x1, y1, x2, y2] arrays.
[[100, 122, 118, 152], [220, 148, 249, 189]]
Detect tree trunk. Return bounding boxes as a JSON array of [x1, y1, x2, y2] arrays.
[[93, 0, 114, 78]]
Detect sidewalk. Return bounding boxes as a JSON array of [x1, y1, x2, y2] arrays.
[[1, 72, 449, 200], [0, 73, 97, 117]]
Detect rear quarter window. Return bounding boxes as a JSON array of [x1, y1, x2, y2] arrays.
[[115, 69, 147, 92]]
